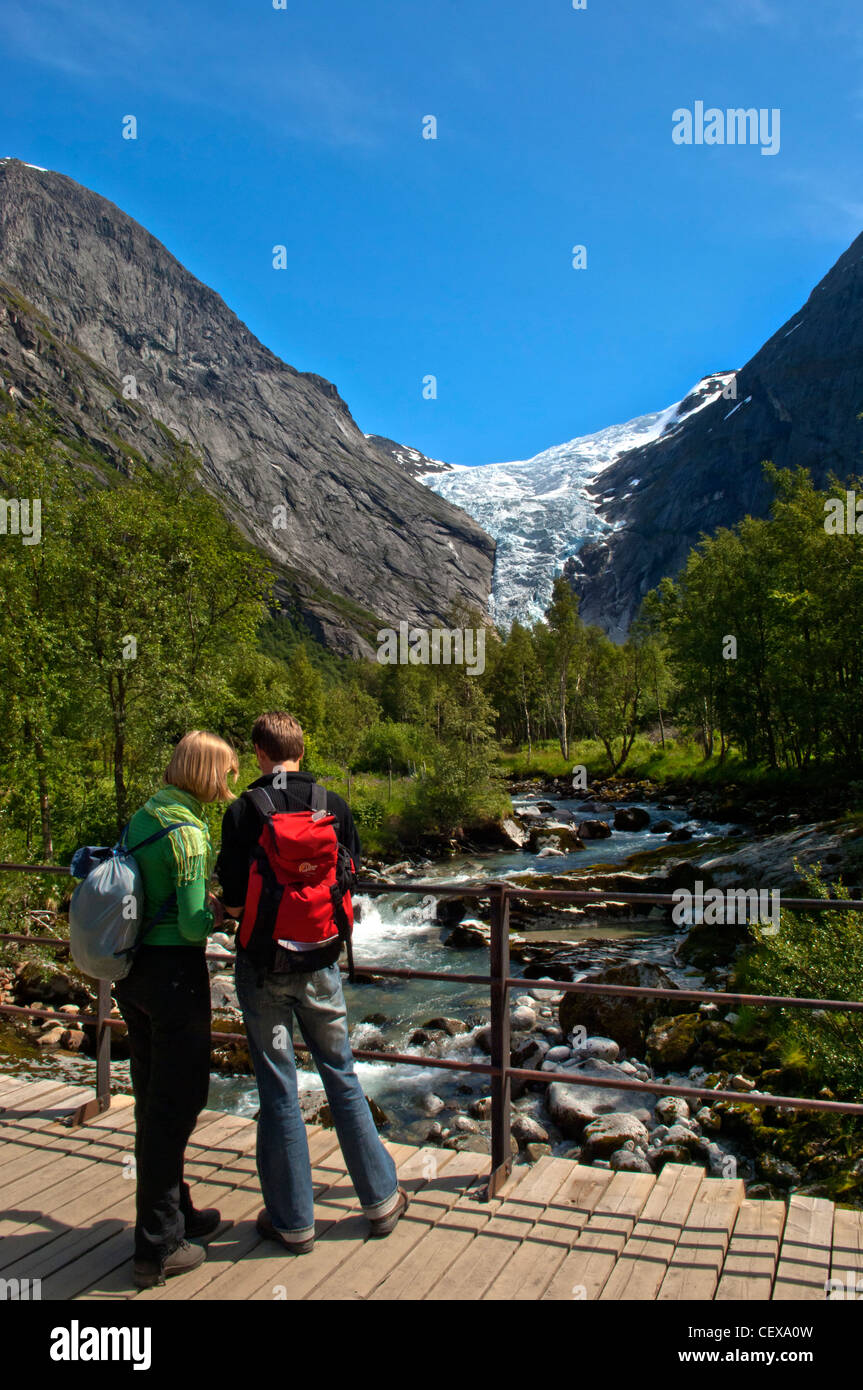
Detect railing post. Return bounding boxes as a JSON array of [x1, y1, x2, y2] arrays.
[[71, 978, 112, 1126], [487, 885, 512, 1199]]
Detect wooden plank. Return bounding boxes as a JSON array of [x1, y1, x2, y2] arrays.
[[185, 1140, 419, 1302], [541, 1169, 655, 1301], [305, 1149, 490, 1301], [0, 1081, 95, 1132], [369, 1164, 531, 1302], [484, 1163, 615, 1301], [657, 1177, 745, 1301], [600, 1164, 705, 1301], [828, 1206, 863, 1298], [425, 1158, 576, 1303], [0, 1102, 136, 1185], [73, 1123, 344, 1301], [2, 1107, 265, 1287], [772, 1193, 834, 1301], [715, 1199, 786, 1301]]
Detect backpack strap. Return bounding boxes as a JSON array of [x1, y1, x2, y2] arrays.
[[244, 786, 278, 821], [309, 782, 327, 816]]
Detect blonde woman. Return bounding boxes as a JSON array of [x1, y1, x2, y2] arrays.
[[114, 731, 237, 1289]]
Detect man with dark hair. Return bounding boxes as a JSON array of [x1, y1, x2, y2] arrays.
[[216, 711, 407, 1253]]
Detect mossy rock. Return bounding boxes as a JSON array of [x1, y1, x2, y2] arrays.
[[645, 1013, 703, 1070]]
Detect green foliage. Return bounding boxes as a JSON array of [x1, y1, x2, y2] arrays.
[[740, 867, 863, 1096]]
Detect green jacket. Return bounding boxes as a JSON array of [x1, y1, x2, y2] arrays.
[[127, 787, 215, 947]]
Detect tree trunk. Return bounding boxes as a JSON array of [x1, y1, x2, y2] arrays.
[[24, 719, 53, 859]]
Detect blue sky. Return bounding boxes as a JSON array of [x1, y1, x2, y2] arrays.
[[1, 0, 862, 464]]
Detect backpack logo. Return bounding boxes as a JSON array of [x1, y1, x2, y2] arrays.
[[298, 861, 316, 874]]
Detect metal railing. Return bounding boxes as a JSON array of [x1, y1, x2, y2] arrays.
[[2, 863, 863, 1197]]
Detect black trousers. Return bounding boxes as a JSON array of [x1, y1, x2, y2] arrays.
[[114, 945, 212, 1262]]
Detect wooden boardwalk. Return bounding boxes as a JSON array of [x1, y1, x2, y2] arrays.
[[1, 1072, 861, 1301]]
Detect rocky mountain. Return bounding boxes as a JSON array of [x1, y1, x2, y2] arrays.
[[0, 158, 494, 655], [420, 374, 735, 628], [572, 232, 863, 639]]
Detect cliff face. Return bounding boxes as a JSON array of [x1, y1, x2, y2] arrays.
[[573, 232, 863, 639], [0, 159, 494, 654]]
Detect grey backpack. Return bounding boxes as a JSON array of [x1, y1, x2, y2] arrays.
[[68, 822, 196, 981]]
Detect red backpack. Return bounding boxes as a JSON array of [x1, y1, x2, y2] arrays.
[[238, 783, 356, 977]]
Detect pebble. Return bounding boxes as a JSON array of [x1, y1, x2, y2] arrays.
[[420, 1093, 445, 1117], [510, 1005, 537, 1031], [655, 1096, 691, 1126], [729, 1074, 757, 1092]]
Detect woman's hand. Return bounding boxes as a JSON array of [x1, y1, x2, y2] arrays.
[[208, 893, 226, 929]]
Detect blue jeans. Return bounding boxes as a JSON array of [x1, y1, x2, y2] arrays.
[[235, 952, 399, 1242]]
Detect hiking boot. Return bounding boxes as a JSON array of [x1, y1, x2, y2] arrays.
[[183, 1206, 222, 1239], [133, 1239, 206, 1289], [368, 1187, 410, 1238], [255, 1209, 315, 1254]]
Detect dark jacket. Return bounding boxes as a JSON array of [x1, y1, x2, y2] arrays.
[[216, 771, 361, 972]]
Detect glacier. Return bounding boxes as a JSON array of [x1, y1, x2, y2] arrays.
[[419, 373, 736, 630]]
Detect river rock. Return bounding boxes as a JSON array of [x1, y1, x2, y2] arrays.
[[443, 1133, 490, 1153], [468, 1096, 494, 1120], [420, 1093, 446, 1117], [350, 1023, 387, 1051], [663, 1123, 702, 1152], [452, 1115, 480, 1133], [547, 1056, 656, 1123], [583, 1113, 650, 1159], [648, 1143, 693, 1172], [422, 1017, 468, 1036], [512, 1114, 549, 1147], [569, 1035, 620, 1063], [645, 1013, 703, 1070], [525, 1142, 553, 1163], [544, 1045, 572, 1064], [510, 1034, 548, 1070], [655, 1096, 691, 1126], [559, 960, 684, 1054], [578, 819, 613, 840], [510, 1005, 537, 1031], [650, 819, 674, 833], [613, 807, 651, 832], [730, 1074, 757, 1092], [61, 1028, 86, 1051], [444, 920, 490, 949], [36, 1023, 65, 1048], [666, 827, 694, 842], [546, 1083, 597, 1138], [695, 1107, 721, 1133], [609, 1148, 653, 1174]]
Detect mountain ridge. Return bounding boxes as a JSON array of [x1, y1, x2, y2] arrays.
[[0, 158, 495, 655]]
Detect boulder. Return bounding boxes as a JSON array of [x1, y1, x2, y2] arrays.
[[61, 1028, 86, 1051], [583, 1113, 650, 1159], [452, 1115, 480, 1133], [36, 1023, 64, 1048], [468, 1096, 494, 1120], [578, 819, 612, 840], [546, 1083, 598, 1138], [560, 961, 685, 1054], [645, 1013, 703, 1071], [650, 819, 674, 833], [510, 1005, 537, 1032], [569, 1035, 620, 1063], [422, 1017, 468, 1036], [648, 1143, 694, 1172], [510, 1034, 548, 1071], [420, 1093, 445, 1117], [613, 807, 651, 832], [560, 1057, 655, 1123], [444, 920, 490, 950], [610, 1148, 653, 1174], [655, 1096, 691, 1126], [512, 1114, 549, 1147], [666, 827, 694, 843]]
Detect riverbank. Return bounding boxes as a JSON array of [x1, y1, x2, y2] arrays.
[[3, 778, 862, 1205]]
